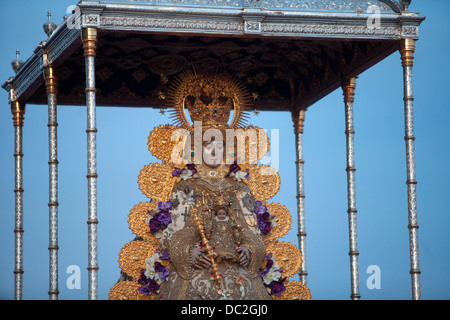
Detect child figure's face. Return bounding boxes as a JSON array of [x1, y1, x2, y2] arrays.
[[216, 209, 227, 220]]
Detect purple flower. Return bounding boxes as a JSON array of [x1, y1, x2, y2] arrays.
[[139, 278, 160, 296], [158, 201, 172, 211], [138, 284, 152, 296], [260, 211, 271, 221], [156, 211, 172, 226], [149, 217, 162, 234], [257, 219, 271, 236], [147, 279, 160, 293], [244, 168, 250, 179], [254, 202, 267, 214], [228, 161, 241, 176], [138, 270, 149, 286], [264, 253, 273, 260], [259, 269, 266, 278], [154, 262, 169, 281], [172, 168, 183, 177], [159, 251, 170, 261], [261, 225, 271, 236], [138, 271, 154, 296], [266, 258, 274, 270], [254, 201, 273, 236], [186, 163, 198, 175], [259, 254, 275, 277], [267, 277, 287, 297]]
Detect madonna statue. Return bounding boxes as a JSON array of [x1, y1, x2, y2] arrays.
[[108, 69, 311, 301]]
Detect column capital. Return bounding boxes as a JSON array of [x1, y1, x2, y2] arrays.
[[400, 38, 416, 68], [292, 107, 306, 134], [82, 27, 98, 57], [44, 65, 58, 94], [10, 100, 26, 127], [342, 76, 357, 104]]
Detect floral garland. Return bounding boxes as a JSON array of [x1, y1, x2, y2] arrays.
[[227, 161, 249, 181], [146, 201, 173, 238], [254, 201, 277, 236], [172, 163, 199, 181], [138, 249, 170, 297], [259, 253, 286, 297]]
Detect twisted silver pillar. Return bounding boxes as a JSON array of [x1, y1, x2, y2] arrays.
[[342, 76, 360, 300], [83, 27, 99, 300], [11, 100, 26, 300], [400, 39, 421, 300], [44, 66, 59, 300], [292, 108, 308, 284]]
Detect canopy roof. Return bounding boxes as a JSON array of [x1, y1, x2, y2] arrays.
[[3, 0, 425, 111]]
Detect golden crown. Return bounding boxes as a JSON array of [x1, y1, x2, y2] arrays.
[[166, 68, 252, 131]]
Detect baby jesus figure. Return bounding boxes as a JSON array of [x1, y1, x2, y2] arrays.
[[192, 205, 251, 268], [206, 205, 241, 263]]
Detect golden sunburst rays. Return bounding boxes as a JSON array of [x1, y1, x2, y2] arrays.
[[165, 67, 253, 131], [228, 76, 252, 129]]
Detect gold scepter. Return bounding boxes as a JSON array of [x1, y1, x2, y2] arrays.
[[191, 204, 223, 293]]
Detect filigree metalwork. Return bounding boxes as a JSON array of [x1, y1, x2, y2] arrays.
[[108, 280, 141, 300], [243, 126, 270, 163], [118, 240, 159, 279], [245, 0, 393, 11], [147, 124, 184, 162], [127, 202, 160, 243], [264, 203, 292, 245], [95, 0, 396, 12], [273, 280, 312, 300], [137, 162, 177, 201], [266, 241, 302, 279], [247, 165, 280, 202]]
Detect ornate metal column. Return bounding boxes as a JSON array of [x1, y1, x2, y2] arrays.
[[342, 76, 360, 300], [44, 65, 59, 300], [11, 99, 26, 300], [82, 27, 99, 300], [292, 107, 308, 285], [399, 38, 421, 300]]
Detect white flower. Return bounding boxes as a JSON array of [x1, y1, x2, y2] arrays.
[[234, 170, 248, 181], [144, 253, 160, 280], [271, 217, 277, 228], [180, 169, 193, 180], [263, 263, 282, 285], [154, 229, 164, 239]]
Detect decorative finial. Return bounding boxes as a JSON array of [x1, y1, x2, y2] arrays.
[[11, 50, 24, 74], [43, 11, 57, 37], [400, 0, 412, 11]]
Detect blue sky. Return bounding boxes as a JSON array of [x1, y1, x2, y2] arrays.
[[0, 1, 449, 300]]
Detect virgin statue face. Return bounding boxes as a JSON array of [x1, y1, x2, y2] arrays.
[[202, 139, 224, 168]]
